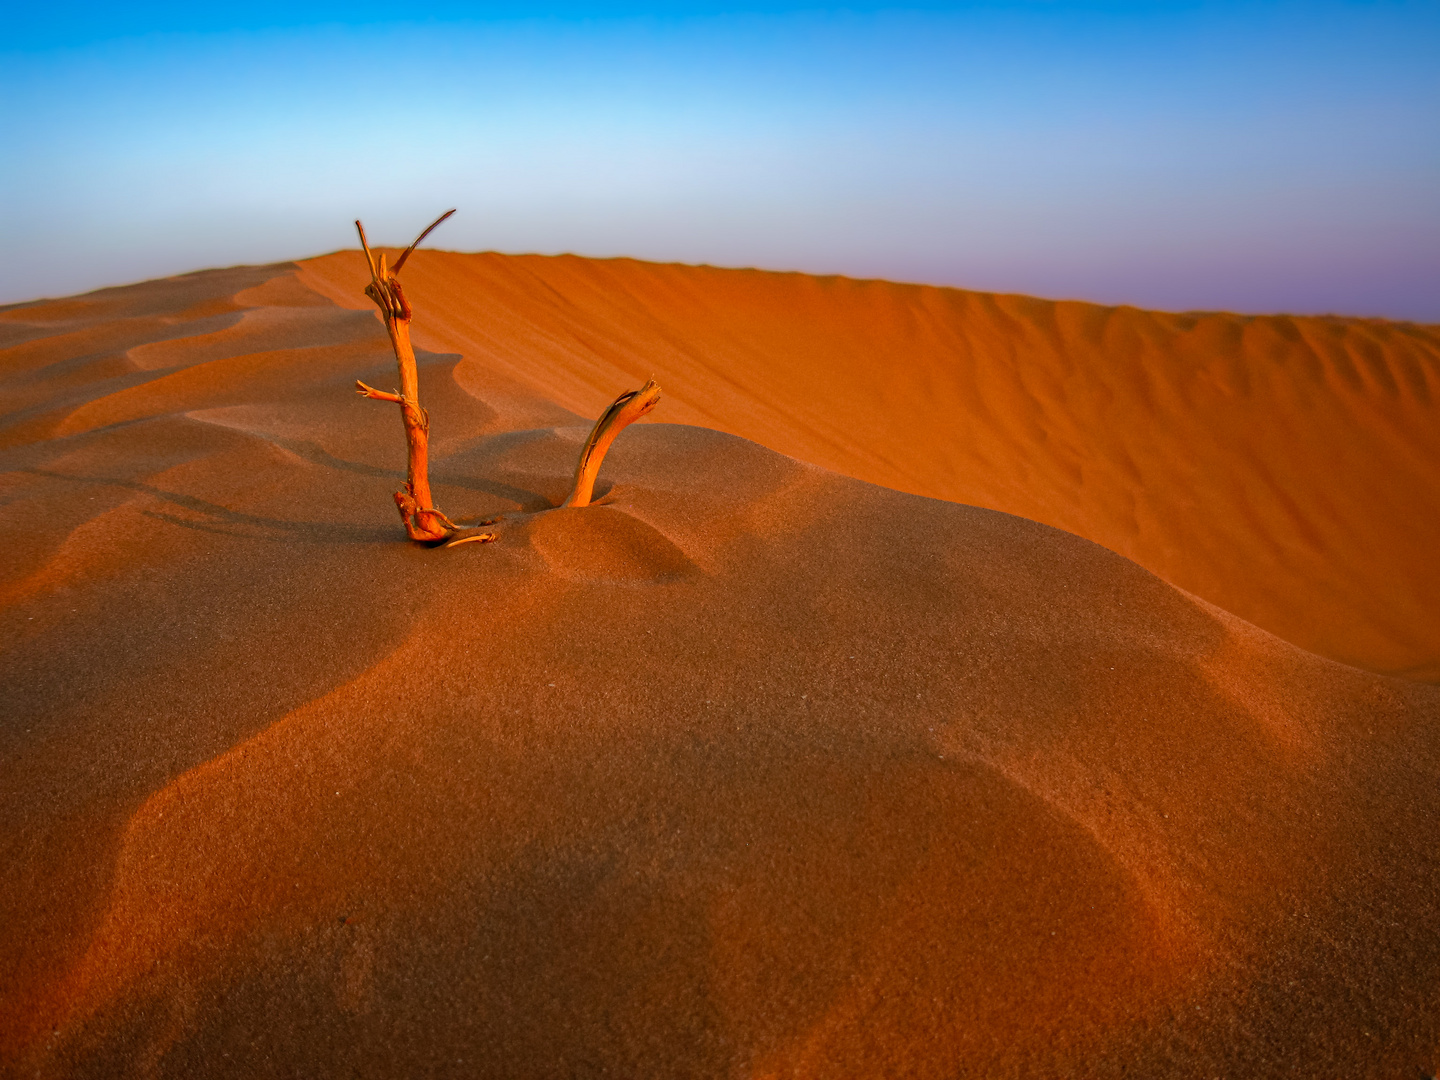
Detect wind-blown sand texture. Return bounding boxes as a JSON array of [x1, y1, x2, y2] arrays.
[[297, 250, 1440, 681], [2, 256, 1438, 1078]]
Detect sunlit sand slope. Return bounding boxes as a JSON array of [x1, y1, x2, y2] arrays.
[[298, 251, 1440, 680], [1, 263, 1438, 1078]]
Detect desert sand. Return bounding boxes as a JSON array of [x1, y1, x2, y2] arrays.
[[1, 254, 1438, 1078], [297, 250, 1440, 681]]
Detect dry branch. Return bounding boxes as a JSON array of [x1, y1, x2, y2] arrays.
[[353, 210, 488, 543], [564, 380, 663, 508]]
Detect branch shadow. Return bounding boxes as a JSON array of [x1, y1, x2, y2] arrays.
[[270, 435, 556, 513], [20, 428, 565, 546]]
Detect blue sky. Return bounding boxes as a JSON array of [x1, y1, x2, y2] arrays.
[[4, 2, 1437, 319]]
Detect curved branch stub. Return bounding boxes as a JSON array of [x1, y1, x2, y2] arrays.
[[564, 379, 662, 509]]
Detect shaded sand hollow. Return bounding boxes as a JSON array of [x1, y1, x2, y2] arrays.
[[1, 255, 1438, 1078]]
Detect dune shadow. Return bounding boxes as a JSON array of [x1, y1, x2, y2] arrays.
[[22, 468, 396, 546]]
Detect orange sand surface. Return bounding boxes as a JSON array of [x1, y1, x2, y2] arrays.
[[2, 257, 1438, 1078], [297, 250, 1440, 681]]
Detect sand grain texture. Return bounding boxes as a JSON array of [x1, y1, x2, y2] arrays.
[[2, 258, 1438, 1078], [297, 250, 1440, 680]]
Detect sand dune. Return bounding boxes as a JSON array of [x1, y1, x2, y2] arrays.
[[297, 250, 1440, 681], [2, 259, 1438, 1078]]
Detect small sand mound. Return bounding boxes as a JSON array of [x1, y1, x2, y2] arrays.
[[521, 506, 701, 584]]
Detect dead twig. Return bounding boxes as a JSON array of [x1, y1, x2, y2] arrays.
[[563, 379, 662, 508], [353, 210, 457, 542], [444, 531, 499, 548]]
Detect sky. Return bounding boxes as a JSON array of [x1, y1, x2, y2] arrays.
[[4, 1, 1437, 319]]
